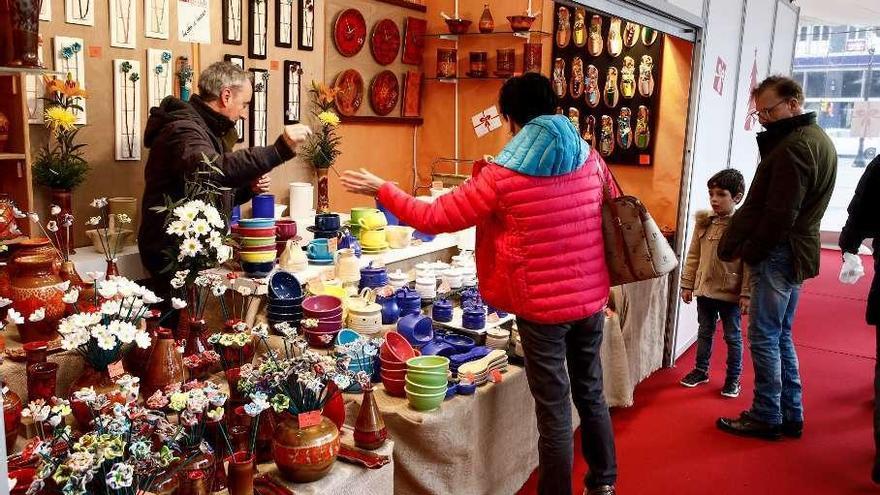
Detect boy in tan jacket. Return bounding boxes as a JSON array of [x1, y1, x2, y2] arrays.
[[680, 169, 750, 397]]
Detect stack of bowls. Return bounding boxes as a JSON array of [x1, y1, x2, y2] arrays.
[[307, 213, 342, 240], [395, 287, 422, 317], [359, 263, 389, 290], [358, 210, 389, 254], [388, 269, 409, 289], [441, 268, 464, 290], [235, 218, 277, 277], [432, 299, 453, 323], [405, 356, 450, 412], [398, 314, 434, 348], [485, 328, 511, 350], [302, 295, 344, 348], [267, 271, 304, 328], [379, 332, 417, 397]]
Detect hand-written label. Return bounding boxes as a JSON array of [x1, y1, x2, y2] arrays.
[[108, 360, 125, 379], [490, 369, 503, 383], [88, 46, 102, 58], [327, 238, 338, 253], [298, 410, 322, 428], [270, 60, 280, 70]]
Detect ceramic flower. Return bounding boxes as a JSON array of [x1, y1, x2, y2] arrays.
[[86, 271, 104, 280], [6, 308, 24, 325], [85, 216, 100, 226], [90, 198, 108, 208], [0, 297, 12, 308], [28, 308, 46, 322], [318, 110, 340, 127], [171, 297, 187, 309]]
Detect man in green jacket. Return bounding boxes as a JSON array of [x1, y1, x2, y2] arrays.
[[716, 75, 837, 440]]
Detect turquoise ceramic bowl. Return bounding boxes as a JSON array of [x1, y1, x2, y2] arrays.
[[239, 218, 276, 228]]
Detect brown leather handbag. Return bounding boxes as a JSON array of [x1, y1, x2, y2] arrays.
[[598, 163, 678, 286]]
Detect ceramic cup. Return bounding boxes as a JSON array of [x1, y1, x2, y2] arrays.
[[289, 182, 314, 217], [350, 207, 378, 226], [315, 213, 341, 232], [357, 211, 388, 231], [307, 239, 332, 259], [252, 194, 275, 219], [275, 219, 297, 240], [386, 225, 415, 249], [360, 229, 387, 248]]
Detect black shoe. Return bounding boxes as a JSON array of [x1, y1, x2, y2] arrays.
[[716, 411, 782, 440], [721, 377, 741, 398], [680, 369, 709, 388], [781, 420, 803, 438], [585, 486, 615, 495], [872, 461, 880, 484]]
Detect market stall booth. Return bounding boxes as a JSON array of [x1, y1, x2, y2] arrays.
[[0, 0, 799, 493]]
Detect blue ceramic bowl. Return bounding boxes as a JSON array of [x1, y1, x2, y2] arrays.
[[269, 271, 303, 300], [445, 383, 458, 400], [443, 334, 476, 354], [239, 218, 276, 228], [267, 298, 304, 309], [457, 382, 477, 395], [241, 261, 275, 277], [420, 340, 457, 357], [336, 329, 362, 345], [398, 314, 434, 346]]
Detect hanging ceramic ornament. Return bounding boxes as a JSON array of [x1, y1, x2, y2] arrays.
[[586, 64, 600, 108], [623, 21, 640, 48], [617, 107, 632, 150], [552, 58, 566, 98], [570, 57, 585, 99], [604, 66, 619, 108], [607, 17, 622, 57], [567, 107, 580, 133], [639, 55, 655, 97], [587, 15, 602, 56], [621, 56, 635, 99], [572, 8, 586, 47], [555, 6, 570, 48], [584, 115, 597, 149], [635, 105, 650, 149], [599, 115, 614, 157]]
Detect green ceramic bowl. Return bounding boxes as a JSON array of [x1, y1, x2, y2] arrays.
[[241, 236, 276, 247], [405, 377, 447, 395], [405, 387, 446, 411], [406, 369, 448, 387], [406, 355, 450, 373]]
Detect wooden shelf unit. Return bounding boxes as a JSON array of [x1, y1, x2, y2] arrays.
[[0, 72, 34, 235]]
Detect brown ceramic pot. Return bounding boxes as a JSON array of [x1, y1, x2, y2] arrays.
[[10, 255, 65, 343], [353, 384, 387, 450], [3, 382, 23, 452], [140, 327, 185, 399], [273, 413, 341, 483], [226, 452, 255, 495], [11, 238, 60, 276]]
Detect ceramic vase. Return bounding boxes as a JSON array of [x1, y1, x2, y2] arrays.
[[183, 319, 212, 379], [273, 413, 341, 483], [10, 255, 65, 344], [26, 361, 58, 402], [50, 189, 75, 254], [177, 469, 209, 495], [321, 381, 345, 430], [316, 168, 331, 214], [8, 0, 42, 67], [0, 111, 9, 152], [105, 259, 119, 279], [225, 367, 247, 408], [255, 411, 276, 463], [140, 327, 186, 399], [478, 4, 495, 33], [354, 384, 387, 450], [3, 382, 22, 452], [523, 42, 543, 73], [226, 452, 255, 495], [204, 419, 228, 492]]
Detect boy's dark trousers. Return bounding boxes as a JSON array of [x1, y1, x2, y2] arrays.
[[694, 296, 743, 380]]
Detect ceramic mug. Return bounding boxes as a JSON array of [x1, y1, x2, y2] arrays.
[[252, 194, 275, 219], [386, 225, 415, 249], [276, 219, 297, 240], [307, 239, 332, 259], [360, 229, 387, 248], [350, 207, 378, 225], [357, 211, 388, 231], [315, 213, 341, 232]]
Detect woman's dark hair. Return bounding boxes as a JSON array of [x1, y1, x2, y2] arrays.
[[498, 73, 558, 128], [707, 168, 745, 197]]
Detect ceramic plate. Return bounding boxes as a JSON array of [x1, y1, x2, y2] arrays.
[[333, 8, 367, 57], [334, 69, 365, 116], [370, 18, 401, 66], [308, 258, 335, 265], [369, 70, 400, 117], [401, 16, 427, 65]]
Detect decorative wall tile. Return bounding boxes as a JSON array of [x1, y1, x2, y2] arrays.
[[114, 59, 142, 160]]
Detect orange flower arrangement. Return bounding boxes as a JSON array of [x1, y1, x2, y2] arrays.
[[43, 74, 88, 99], [33, 73, 90, 190]]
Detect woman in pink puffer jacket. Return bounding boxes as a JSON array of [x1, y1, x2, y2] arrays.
[[342, 73, 618, 495]]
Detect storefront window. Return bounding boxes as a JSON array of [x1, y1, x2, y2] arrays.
[[795, 22, 879, 232]]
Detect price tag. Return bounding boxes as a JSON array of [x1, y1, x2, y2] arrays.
[[327, 237, 338, 253], [88, 45, 102, 58], [270, 60, 280, 70], [298, 410, 322, 428], [108, 360, 125, 380], [490, 369, 503, 383], [639, 154, 651, 166], [463, 372, 475, 384]]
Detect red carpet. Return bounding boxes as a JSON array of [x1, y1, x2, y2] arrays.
[[518, 250, 877, 494]]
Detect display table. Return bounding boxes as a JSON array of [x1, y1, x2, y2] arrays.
[[342, 365, 540, 495]]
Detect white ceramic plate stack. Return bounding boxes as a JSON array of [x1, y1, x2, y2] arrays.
[[457, 349, 509, 386], [388, 269, 409, 289], [415, 276, 437, 300], [485, 328, 510, 350], [441, 267, 463, 290]]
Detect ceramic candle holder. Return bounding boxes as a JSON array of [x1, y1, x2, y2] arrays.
[[437, 48, 458, 78]]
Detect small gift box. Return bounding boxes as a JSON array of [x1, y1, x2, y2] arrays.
[[472, 105, 502, 138]]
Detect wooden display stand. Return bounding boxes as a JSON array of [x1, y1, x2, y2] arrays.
[[0, 69, 34, 236]]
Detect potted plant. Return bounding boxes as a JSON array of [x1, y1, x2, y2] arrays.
[[299, 81, 342, 214], [33, 74, 89, 254]]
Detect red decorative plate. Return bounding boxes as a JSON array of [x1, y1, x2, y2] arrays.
[[402, 17, 427, 65], [334, 9, 367, 57], [370, 19, 401, 66], [334, 69, 364, 116], [369, 70, 400, 116]]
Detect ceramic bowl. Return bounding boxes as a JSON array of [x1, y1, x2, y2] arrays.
[[457, 382, 477, 395], [233, 225, 277, 237], [442, 334, 476, 353], [405, 377, 447, 395], [382, 375, 407, 397], [275, 219, 298, 239], [315, 320, 343, 333], [398, 314, 434, 346], [419, 340, 456, 357], [406, 368, 448, 387], [445, 383, 458, 400], [304, 307, 344, 320], [241, 236, 277, 247], [269, 271, 303, 300], [406, 355, 450, 373], [336, 328, 362, 345], [379, 356, 408, 371], [241, 261, 275, 277], [302, 295, 343, 315], [445, 18, 472, 34], [507, 15, 536, 32], [240, 251, 277, 263], [240, 244, 278, 253], [267, 294, 305, 306], [380, 367, 407, 381], [239, 218, 276, 228], [383, 331, 416, 362], [406, 388, 446, 411]]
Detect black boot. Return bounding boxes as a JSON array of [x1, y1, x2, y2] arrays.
[[716, 411, 782, 440]]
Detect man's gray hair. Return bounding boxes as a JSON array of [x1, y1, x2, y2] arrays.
[[198, 61, 252, 101]]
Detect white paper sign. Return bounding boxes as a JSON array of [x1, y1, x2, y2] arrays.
[[851, 101, 880, 139], [471, 105, 502, 138], [178, 0, 211, 43]]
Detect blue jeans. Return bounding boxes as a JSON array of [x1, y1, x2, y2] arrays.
[[748, 245, 804, 425], [694, 297, 742, 380]]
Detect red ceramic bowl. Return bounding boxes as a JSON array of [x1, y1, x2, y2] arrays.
[[379, 353, 407, 369], [445, 18, 472, 34], [302, 295, 343, 316], [381, 375, 407, 397], [305, 311, 344, 322], [315, 320, 343, 333], [276, 219, 298, 239], [380, 367, 407, 380], [384, 331, 416, 362], [233, 226, 277, 237], [305, 329, 339, 348], [507, 15, 536, 32]]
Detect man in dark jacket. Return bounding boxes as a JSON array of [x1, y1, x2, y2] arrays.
[[716, 75, 837, 440], [838, 155, 880, 483], [138, 61, 311, 279]]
